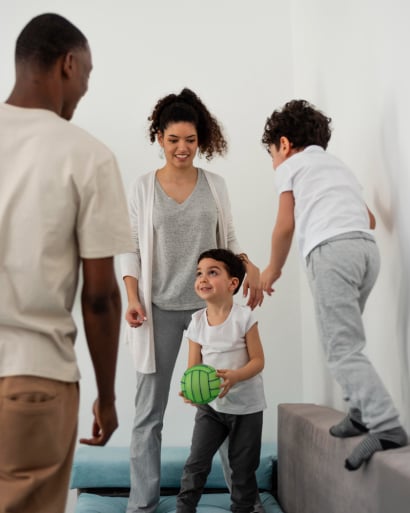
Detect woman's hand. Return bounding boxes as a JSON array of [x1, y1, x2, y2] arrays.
[[242, 262, 263, 309], [125, 300, 147, 328]]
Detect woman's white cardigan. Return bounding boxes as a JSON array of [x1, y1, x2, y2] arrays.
[[120, 169, 242, 373]]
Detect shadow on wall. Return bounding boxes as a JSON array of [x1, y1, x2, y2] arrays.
[[376, 97, 410, 431]]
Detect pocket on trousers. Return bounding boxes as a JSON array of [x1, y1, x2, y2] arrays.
[[0, 380, 65, 472]]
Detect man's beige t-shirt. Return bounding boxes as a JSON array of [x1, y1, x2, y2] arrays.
[[0, 103, 134, 382]]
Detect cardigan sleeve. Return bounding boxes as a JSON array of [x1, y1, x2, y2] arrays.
[[120, 179, 141, 278], [216, 174, 242, 254]]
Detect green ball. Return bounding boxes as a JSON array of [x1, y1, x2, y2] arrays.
[[181, 364, 221, 404]]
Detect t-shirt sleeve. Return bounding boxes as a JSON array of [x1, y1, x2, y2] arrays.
[[243, 306, 257, 333], [76, 154, 134, 259], [120, 178, 141, 278], [274, 161, 294, 195], [186, 315, 200, 343]]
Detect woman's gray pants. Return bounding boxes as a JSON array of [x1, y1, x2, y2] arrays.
[[127, 305, 197, 513]]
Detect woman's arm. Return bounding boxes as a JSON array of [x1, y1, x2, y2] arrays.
[[210, 173, 263, 309], [123, 275, 146, 327], [238, 254, 263, 309]]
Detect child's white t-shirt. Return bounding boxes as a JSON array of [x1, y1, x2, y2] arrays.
[[186, 303, 266, 415], [274, 145, 372, 258]]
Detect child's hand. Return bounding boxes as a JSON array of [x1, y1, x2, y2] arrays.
[[217, 369, 239, 398], [261, 266, 281, 296], [178, 390, 196, 406]]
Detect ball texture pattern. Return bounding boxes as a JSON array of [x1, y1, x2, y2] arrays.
[[181, 364, 221, 404]]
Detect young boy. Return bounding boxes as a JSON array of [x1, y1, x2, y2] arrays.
[[177, 249, 266, 513], [260, 99, 407, 470]]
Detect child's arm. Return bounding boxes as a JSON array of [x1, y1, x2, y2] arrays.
[[261, 191, 295, 295], [187, 339, 202, 368], [366, 205, 376, 229], [179, 339, 203, 404], [217, 323, 264, 399]]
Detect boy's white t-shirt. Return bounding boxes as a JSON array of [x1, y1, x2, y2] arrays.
[[186, 303, 266, 415], [274, 145, 372, 258]]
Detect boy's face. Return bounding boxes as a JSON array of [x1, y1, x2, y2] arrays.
[[195, 258, 238, 302], [269, 143, 287, 170]]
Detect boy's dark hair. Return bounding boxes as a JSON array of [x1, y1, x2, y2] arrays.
[[198, 249, 246, 295], [148, 88, 228, 161], [15, 13, 88, 70], [262, 99, 332, 151]]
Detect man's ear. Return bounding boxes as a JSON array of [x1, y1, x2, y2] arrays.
[[62, 52, 74, 79]]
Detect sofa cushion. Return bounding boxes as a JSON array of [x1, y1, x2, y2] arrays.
[[71, 443, 276, 491], [75, 491, 284, 513]]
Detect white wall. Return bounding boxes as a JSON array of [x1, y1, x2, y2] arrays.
[[2, 2, 410, 513], [289, 0, 410, 430], [1, 3, 302, 512]]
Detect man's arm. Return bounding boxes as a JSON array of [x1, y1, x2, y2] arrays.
[[79, 256, 121, 446]]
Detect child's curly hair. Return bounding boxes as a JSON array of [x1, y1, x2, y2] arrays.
[[148, 88, 228, 161], [262, 99, 332, 150]]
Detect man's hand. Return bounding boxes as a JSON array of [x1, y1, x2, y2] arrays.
[[79, 398, 118, 446]]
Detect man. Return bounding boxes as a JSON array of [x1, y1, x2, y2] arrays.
[[0, 13, 134, 512]]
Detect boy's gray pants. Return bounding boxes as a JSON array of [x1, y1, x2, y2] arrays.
[[306, 232, 400, 433], [176, 405, 263, 513]]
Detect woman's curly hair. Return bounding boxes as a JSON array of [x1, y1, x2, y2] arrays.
[[148, 88, 227, 161], [262, 99, 332, 150]]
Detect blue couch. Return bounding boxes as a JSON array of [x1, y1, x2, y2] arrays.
[[70, 444, 284, 513]]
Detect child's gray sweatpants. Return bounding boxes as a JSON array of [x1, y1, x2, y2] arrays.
[[306, 232, 400, 433]]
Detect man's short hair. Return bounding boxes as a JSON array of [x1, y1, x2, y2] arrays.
[[15, 13, 87, 69]]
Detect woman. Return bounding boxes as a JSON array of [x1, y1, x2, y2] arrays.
[[121, 88, 262, 513]]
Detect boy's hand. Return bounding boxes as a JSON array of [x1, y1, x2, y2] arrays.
[[217, 369, 239, 398], [179, 390, 195, 406], [261, 266, 281, 296]]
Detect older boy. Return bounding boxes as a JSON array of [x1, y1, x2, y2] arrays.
[[260, 99, 407, 470]]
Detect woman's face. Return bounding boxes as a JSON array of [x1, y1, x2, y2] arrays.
[[157, 122, 199, 169]]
